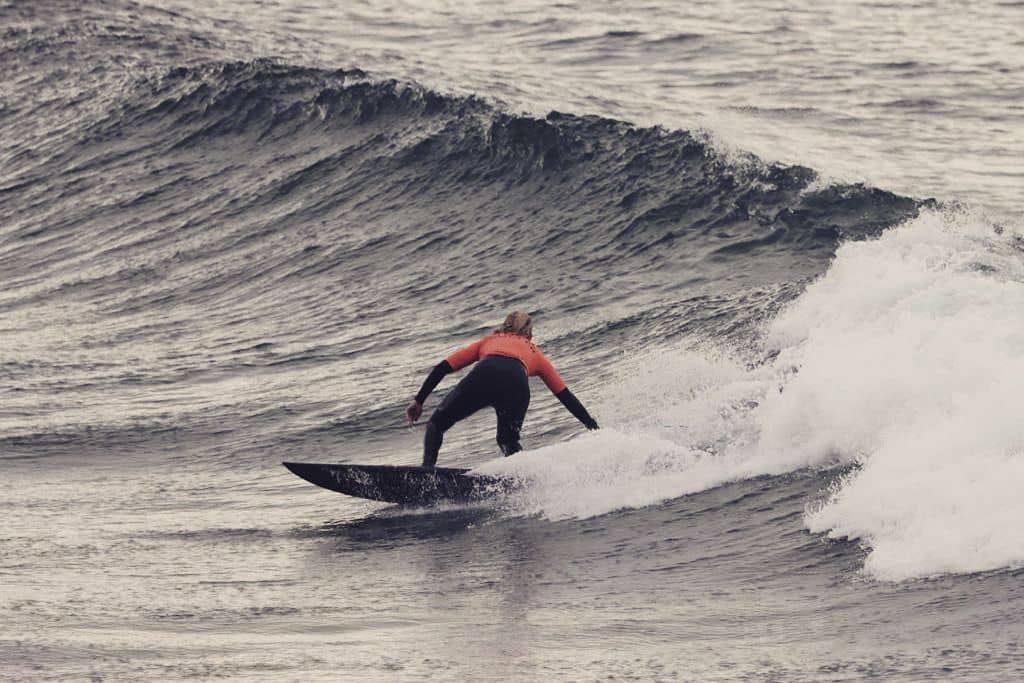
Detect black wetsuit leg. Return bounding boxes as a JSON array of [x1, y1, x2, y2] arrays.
[[422, 376, 488, 468], [493, 367, 530, 456], [423, 356, 530, 466]]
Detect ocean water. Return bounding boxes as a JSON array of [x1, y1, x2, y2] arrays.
[[2, 0, 1023, 680]]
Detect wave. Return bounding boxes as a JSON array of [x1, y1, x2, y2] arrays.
[[1, 48, 927, 450], [3, 56, 923, 318]]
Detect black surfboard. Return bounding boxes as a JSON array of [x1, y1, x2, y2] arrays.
[[283, 462, 517, 505]]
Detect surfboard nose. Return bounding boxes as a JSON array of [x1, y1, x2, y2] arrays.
[[282, 461, 335, 490]]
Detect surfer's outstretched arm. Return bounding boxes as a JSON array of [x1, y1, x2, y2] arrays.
[[555, 387, 599, 430], [406, 360, 453, 424], [535, 355, 599, 431]]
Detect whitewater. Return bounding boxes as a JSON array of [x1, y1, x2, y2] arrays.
[[3, 0, 1023, 680]]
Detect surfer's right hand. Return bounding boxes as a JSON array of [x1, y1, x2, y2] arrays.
[[405, 399, 423, 425]]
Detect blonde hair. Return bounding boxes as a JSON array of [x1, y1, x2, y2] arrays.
[[496, 310, 533, 339]]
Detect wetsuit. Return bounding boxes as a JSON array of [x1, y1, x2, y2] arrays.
[[415, 332, 599, 467]]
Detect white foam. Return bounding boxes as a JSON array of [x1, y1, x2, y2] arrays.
[[475, 350, 783, 520], [785, 209, 1024, 580], [478, 209, 1024, 580]]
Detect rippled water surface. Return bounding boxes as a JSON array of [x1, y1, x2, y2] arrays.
[[163, 0, 1024, 217], [2, 0, 1023, 680]]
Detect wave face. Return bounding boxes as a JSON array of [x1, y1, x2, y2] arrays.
[[1, 48, 921, 453]]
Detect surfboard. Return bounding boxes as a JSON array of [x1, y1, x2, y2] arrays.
[[282, 462, 516, 505]]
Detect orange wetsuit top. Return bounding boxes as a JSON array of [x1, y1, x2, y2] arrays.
[[446, 332, 567, 394]]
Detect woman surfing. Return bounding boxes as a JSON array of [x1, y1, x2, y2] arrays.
[[406, 311, 599, 467]]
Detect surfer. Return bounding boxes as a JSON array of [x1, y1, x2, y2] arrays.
[[406, 311, 599, 467]]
